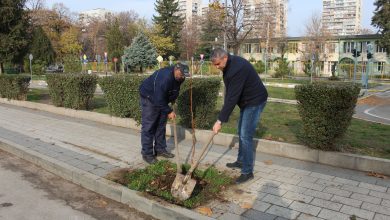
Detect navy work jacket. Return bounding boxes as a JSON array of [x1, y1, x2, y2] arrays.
[[139, 66, 183, 114]]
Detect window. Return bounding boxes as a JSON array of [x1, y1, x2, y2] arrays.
[[377, 62, 385, 72], [376, 45, 387, 53], [288, 42, 298, 53], [244, 44, 252, 53], [253, 44, 261, 53], [343, 42, 356, 53]]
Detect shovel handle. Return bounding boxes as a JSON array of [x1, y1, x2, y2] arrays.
[[172, 104, 182, 174], [183, 132, 216, 183]]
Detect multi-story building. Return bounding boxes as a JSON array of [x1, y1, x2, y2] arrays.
[[176, 0, 202, 22], [239, 34, 389, 77], [79, 8, 111, 28], [322, 0, 362, 36], [243, 0, 288, 38]]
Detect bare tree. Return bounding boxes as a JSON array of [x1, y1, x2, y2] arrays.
[[180, 19, 201, 60], [302, 12, 332, 76], [26, 0, 45, 10]]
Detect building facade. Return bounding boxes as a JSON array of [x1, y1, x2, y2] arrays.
[[176, 0, 203, 22], [239, 34, 389, 77], [243, 0, 287, 38], [79, 8, 112, 27], [322, 0, 362, 36]]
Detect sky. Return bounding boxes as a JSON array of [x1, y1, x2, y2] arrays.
[[45, 0, 377, 37]]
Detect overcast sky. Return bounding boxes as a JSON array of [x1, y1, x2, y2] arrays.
[[45, 0, 378, 37]]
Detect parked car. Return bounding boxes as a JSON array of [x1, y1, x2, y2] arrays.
[[46, 64, 63, 73]]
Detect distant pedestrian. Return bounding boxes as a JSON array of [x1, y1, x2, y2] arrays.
[[211, 48, 268, 184], [139, 63, 189, 164]]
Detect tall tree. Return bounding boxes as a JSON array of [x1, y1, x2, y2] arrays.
[[371, 0, 390, 52], [0, 0, 30, 74], [30, 25, 55, 65], [197, 1, 224, 59], [146, 24, 175, 57], [153, 0, 184, 58], [106, 18, 125, 71], [180, 20, 201, 60], [123, 32, 157, 73]]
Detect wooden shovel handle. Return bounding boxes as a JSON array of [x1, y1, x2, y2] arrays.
[[183, 132, 216, 183], [172, 104, 182, 174]]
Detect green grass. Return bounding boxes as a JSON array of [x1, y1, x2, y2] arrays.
[[91, 95, 110, 114], [27, 88, 50, 102], [122, 160, 232, 208], [266, 86, 296, 100], [261, 78, 309, 84]]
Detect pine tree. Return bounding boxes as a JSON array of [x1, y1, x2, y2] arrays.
[[30, 26, 55, 66], [153, 0, 184, 58], [123, 32, 157, 73], [371, 0, 390, 52], [0, 0, 30, 74]]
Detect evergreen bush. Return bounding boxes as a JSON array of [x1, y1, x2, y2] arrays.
[[0, 75, 30, 100], [295, 82, 360, 150], [47, 74, 97, 110]]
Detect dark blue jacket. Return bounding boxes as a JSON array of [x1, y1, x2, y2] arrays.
[[218, 55, 268, 122], [139, 66, 182, 114]]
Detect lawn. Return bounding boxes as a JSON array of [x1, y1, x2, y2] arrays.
[[26, 88, 390, 159], [266, 86, 296, 100]]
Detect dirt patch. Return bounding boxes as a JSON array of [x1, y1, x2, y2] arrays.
[[107, 161, 232, 209], [358, 95, 390, 106]]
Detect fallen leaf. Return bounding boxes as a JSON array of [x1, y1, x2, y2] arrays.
[[196, 206, 213, 216], [240, 202, 253, 209], [367, 171, 387, 179], [94, 199, 108, 208], [263, 160, 273, 165]]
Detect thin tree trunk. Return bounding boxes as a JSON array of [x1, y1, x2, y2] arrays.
[[0, 63, 3, 75]]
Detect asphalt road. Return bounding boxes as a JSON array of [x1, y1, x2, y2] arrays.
[[0, 150, 155, 220]]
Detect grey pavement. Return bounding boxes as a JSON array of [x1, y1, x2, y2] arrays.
[[0, 103, 390, 220]]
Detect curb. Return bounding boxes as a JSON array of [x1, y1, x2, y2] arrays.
[[1, 98, 389, 176], [0, 138, 213, 220]]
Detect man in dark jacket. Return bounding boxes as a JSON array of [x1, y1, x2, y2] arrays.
[[139, 63, 189, 164], [211, 48, 268, 184]]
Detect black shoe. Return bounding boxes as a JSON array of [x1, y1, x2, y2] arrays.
[[156, 151, 175, 158], [235, 173, 254, 184], [143, 155, 157, 164], [226, 161, 243, 169]]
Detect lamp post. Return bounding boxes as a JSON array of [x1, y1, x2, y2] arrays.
[[28, 54, 33, 83]]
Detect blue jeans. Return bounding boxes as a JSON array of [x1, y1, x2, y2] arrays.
[[140, 96, 168, 157], [237, 102, 266, 174]]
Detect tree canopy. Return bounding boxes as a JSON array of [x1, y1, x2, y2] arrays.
[[123, 32, 157, 73], [372, 0, 390, 53]]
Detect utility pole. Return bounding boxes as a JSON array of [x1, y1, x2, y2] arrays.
[[265, 22, 270, 76], [224, 0, 227, 50]]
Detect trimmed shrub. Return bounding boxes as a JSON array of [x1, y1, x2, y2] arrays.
[[46, 74, 97, 110], [0, 75, 30, 100], [295, 82, 360, 150], [99, 75, 146, 122], [253, 60, 265, 74], [99, 75, 221, 129], [177, 78, 221, 129]]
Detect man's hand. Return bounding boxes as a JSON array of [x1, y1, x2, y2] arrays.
[[213, 120, 222, 134], [168, 111, 176, 119]]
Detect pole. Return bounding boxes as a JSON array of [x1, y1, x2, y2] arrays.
[[265, 22, 270, 76], [29, 59, 32, 82], [353, 42, 357, 81], [224, 0, 227, 50]]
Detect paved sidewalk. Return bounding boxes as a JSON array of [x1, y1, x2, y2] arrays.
[[0, 103, 390, 220]]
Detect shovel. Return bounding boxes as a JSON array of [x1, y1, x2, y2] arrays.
[[171, 132, 217, 201]]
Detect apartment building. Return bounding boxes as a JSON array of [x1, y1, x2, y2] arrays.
[[176, 0, 202, 22], [239, 34, 389, 77], [243, 0, 288, 38], [79, 8, 112, 27], [322, 0, 362, 36]]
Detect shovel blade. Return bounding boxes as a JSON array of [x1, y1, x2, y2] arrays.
[[171, 174, 197, 201]]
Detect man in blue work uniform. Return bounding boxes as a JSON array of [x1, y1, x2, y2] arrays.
[[211, 48, 268, 184], [139, 63, 189, 164]]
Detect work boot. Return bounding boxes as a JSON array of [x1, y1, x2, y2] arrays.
[[226, 161, 243, 169], [156, 150, 175, 158], [235, 173, 254, 184], [143, 155, 157, 164]]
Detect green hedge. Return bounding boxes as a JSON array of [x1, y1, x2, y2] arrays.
[[99, 75, 221, 129], [99, 75, 146, 122], [177, 78, 221, 129], [46, 74, 97, 110], [0, 75, 30, 100], [295, 82, 360, 150]]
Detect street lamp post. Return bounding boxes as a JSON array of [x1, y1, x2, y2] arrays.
[[28, 54, 33, 83]]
